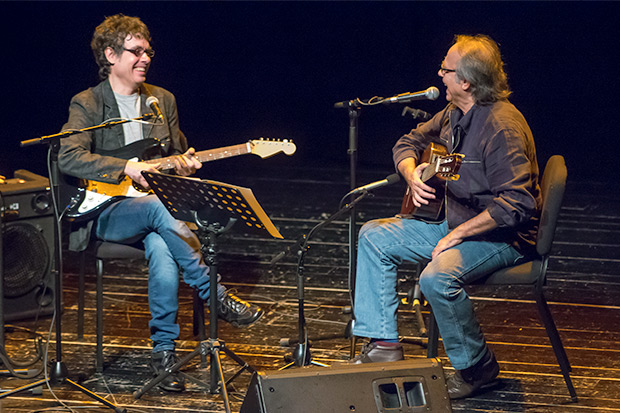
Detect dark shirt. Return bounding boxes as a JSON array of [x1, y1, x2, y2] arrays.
[[393, 100, 541, 254]]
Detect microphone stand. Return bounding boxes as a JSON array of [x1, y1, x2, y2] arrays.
[[280, 191, 372, 369], [19, 114, 156, 147], [347, 104, 360, 350], [334, 93, 436, 358], [333, 100, 364, 359], [0, 113, 155, 412]]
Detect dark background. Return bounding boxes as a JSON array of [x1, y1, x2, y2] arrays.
[[2, 2, 617, 185]]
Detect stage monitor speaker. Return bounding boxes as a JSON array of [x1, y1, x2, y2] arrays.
[[1, 170, 56, 321], [240, 358, 452, 413]]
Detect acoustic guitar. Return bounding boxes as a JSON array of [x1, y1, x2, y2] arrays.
[[400, 142, 463, 221]]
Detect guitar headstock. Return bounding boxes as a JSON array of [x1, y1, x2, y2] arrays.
[[436, 153, 464, 180], [249, 138, 297, 158]]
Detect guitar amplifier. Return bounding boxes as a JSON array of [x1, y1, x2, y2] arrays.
[[1, 170, 56, 321], [240, 358, 452, 413]]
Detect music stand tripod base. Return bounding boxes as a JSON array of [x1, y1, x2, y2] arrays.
[[135, 172, 282, 411]]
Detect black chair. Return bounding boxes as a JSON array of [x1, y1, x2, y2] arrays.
[[77, 241, 145, 373], [425, 155, 577, 401], [77, 240, 208, 373]]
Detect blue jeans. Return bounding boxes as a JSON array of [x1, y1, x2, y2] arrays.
[[352, 217, 522, 370], [96, 195, 226, 353]]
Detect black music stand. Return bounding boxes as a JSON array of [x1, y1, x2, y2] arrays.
[[134, 172, 282, 413]]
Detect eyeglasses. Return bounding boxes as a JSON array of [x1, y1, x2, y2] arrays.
[[439, 67, 456, 75], [123, 47, 155, 58]]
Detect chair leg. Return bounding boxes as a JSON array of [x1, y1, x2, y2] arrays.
[[192, 290, 208, 368], [96, 258, 104, 374], [426, 309, 440, 358], [350, 336, 358, 360], [535, 290, 578, 401], [192, 290, 206, 341], [77, 251, 86, 340]]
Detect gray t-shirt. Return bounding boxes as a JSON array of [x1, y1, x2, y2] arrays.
[[114, 91, 142, 146]]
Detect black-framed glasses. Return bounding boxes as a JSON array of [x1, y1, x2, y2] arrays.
[[439, 67, 456, 75], [123, 47, 155, 58]]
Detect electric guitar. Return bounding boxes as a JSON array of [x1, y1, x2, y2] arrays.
[[62, 138, 296, 221], [400, 142, 463, 221]]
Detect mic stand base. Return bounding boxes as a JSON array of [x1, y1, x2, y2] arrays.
[[133, 338, 253, 404], [0, 142, 126, 413], [282, 192, 369, 369], [0, 360, 126, 413], [133, 218, 254, 413], [280, 343, 329, 370]]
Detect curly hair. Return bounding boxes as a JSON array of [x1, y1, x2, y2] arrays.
[[453, 34, 511, 104], [91, 14, 151, 80]]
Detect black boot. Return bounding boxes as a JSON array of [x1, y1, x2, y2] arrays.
[[150, 350, 186, 392], [217, 292, 264, 327], [446, 348, 500, 399]]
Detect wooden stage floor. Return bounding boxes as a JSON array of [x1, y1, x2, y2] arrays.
[[1, 163, 619, 412]]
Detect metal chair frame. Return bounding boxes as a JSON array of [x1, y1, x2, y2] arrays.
[[77, 241, 206, 373]]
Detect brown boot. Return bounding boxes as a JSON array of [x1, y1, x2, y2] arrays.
[[348, 341, 404, 364], [447, 349, 500, 399]]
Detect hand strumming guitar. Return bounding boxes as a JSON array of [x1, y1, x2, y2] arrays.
[[398, 157, 436, 208], [124, 159, 161, 189]]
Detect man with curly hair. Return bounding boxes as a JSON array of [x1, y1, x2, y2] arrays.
[[58, 14, 264, 392], [350, 34, 541, 400]]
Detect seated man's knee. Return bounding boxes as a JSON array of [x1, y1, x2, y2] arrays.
[[145, 196, 168, 214], [359, 218, 400, 245], [359, 219, 382, 238], [419, 264, 453, 300], [418, 270, 438, 297], [419, 264, 464, 302]]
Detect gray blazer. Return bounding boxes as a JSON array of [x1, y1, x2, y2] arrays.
[[58, 79, 188, 251]]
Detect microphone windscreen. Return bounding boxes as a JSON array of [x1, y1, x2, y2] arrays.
[[386, 173, 401, 184], [426, 87, 440, 100], [146, 96, 160, 107]]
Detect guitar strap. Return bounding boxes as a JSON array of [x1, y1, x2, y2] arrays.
[[452, 125, 463, 154]]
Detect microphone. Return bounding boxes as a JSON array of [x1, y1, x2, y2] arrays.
[[350, 173, 401, 195], [402, 106, 432, 121], [382, 86, 440, 105], [146, 96, 163, 122], [333, 99, 356, 109]]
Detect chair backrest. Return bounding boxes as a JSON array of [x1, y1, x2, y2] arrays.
[[536, 155, 567, 257]]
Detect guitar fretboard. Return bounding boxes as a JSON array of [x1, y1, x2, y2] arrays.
[[145, 142, 251, 169]]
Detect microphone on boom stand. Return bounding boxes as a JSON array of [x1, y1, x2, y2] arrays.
[[333, 86, 440, 109], [277, 173, 402, 368], [380, 86, 440, 105]]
